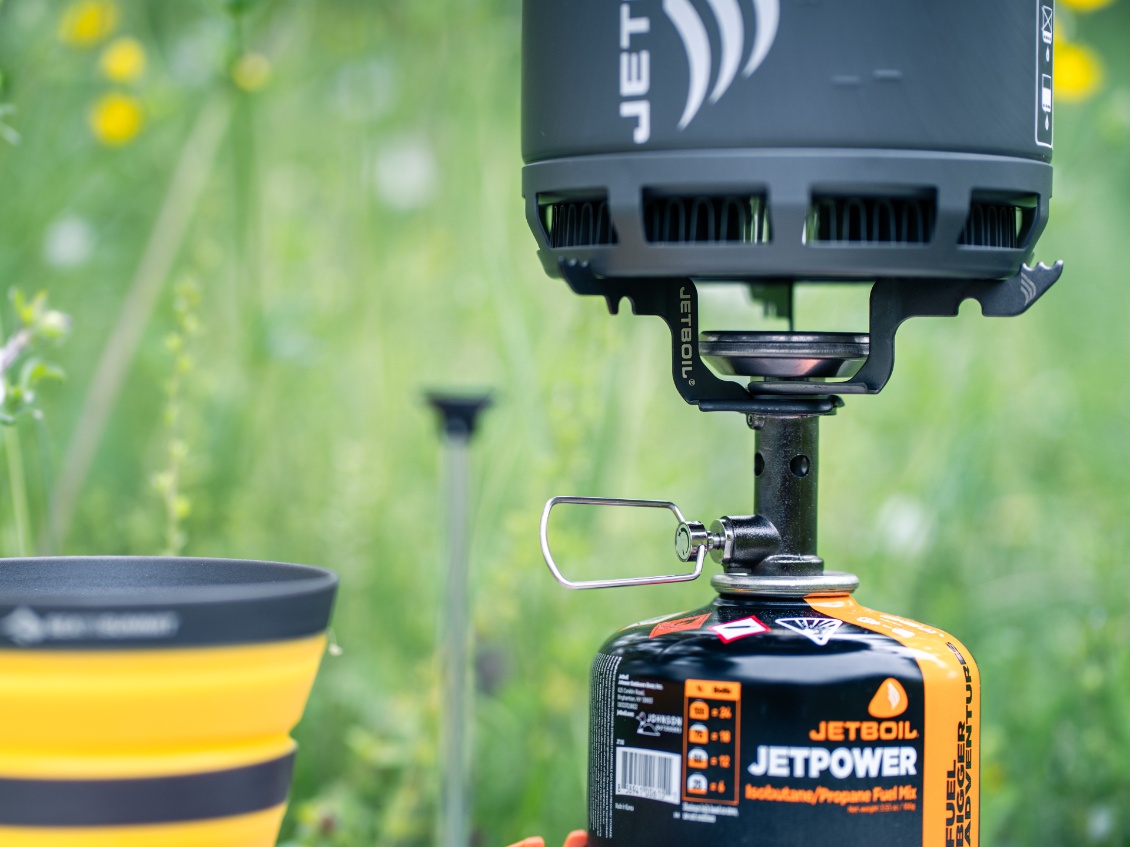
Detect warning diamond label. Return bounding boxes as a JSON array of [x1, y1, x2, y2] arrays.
[[709, 615, 769, 644], [650, 613, 710, 638]]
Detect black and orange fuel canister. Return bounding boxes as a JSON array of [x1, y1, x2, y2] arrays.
[[587, 589, 978, 847]]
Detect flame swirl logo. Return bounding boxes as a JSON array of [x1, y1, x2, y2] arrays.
[[662, 0, 779, 129]]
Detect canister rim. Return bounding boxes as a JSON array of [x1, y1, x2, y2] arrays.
[[711, 569, 859, 597]]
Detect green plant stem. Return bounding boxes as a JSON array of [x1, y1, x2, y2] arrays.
[[49, 93, 233, 545], [33, 415, 57, 555], [0, 322, 36, 557], [4, 426, 30, 557], [233, 88, 262, 324]]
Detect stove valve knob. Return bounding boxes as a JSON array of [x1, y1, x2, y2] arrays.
[[674, 521, 722, 562]]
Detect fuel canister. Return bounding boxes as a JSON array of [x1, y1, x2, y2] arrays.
[[588, 591, 978, 847]]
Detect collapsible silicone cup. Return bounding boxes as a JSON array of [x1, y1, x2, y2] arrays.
[[0, 557, 337, 846]]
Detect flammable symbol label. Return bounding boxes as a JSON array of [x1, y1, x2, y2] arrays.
[[776, 617, 844, 646]]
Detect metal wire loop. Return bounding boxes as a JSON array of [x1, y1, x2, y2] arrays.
[[539, 495, 706, 590]]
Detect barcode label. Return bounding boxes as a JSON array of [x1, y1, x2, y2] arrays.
[[615, 747, 681, 805]]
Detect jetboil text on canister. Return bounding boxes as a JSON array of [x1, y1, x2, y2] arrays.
[[523, 2, 1062, 846]]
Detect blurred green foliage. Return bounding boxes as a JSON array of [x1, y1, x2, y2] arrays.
[[0, 1, 1128, 846]]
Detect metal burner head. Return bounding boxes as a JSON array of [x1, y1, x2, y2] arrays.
[[699, 332, 869, 380]]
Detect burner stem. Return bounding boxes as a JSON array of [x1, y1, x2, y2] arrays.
[[749, 410, 825, 574]]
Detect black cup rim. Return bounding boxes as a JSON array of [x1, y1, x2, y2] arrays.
[[0, 557, 337, 649]]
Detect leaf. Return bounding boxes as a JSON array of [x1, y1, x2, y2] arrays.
[[8, 288, 30, 326], [18, 359, 64, 394], [23, 292, 46, 328], [3, 383, 24, 411]]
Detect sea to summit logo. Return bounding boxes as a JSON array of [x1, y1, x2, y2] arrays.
[[0, 605, 181, 646], [1, 606, 46, 645], [619, 0, 780, 143]]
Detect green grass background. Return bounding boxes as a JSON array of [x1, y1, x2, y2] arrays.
[[1, 1, 1129, 845]]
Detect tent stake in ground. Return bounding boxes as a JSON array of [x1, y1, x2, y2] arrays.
[[428, 392, 492, 847]]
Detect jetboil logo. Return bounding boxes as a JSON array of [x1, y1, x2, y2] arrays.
[[620, 0, 780, 143]]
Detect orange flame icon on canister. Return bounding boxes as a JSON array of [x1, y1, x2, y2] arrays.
[[868, 677, 908, 718]]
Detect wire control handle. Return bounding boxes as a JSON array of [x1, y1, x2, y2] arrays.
[[539, 496, 713, 590]]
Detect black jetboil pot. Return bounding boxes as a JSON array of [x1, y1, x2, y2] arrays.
[[523, 2, 1062, 847]]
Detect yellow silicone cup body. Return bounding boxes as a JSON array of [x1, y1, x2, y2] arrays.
[[0, 557, 335, 845], [0, 634, 327, 779], [0, 805, 287, 847]]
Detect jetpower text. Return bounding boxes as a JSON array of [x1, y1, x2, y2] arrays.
[[747, 745, 917, 779]]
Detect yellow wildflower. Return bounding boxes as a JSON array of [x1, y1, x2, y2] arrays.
[[89, 92, 143, 146], [58, 0, 118, 46], [232, 52, 272, 92], [1060, 0, 1117, 11], [99, 36, 146, 83], [1056, 41, 1104, 102]]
